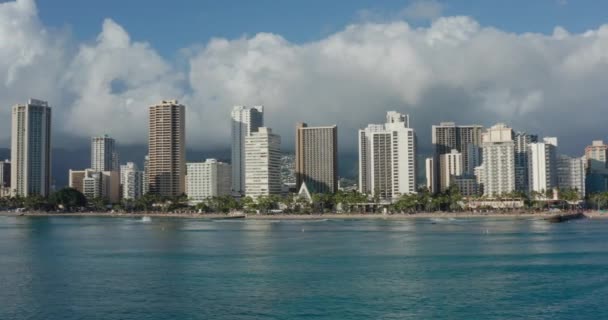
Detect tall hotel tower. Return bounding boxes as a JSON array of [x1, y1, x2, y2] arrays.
[[480, 123, 515, 197], [231, 106, 264, 195], [91, 134, 118, 172], [11, 99, 52, 197], [359, 111, 416, 201], [245, 127, 281, 198], [148, 100, 186, 197], [432, 122, 483, 193], [295, 123, 338, 194]]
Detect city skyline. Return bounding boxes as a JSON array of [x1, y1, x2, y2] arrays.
[[2, 0, 608, 156]]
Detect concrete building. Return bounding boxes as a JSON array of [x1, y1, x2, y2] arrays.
[[359, 111, 416, 201], [295, 123, 338, 194], [0, 160, 10, 188], [585, 140, 608, 172], [528, 137, 558, 195], [142, 155, 150, 195], [91, 135, 118, 172], [231, 106, 264, 195], [584, 140, 608, 194], [11, 99, 52, 197], [425, 157, 435, 193], [514, 132, 538, 192], [557, 155, 586, 198], [245, 127, 281, 198], [69, 169, 120, 203], [452, 175, 479, 197], [120, 162, 143, 200], [186, 159, 231, 203], [481, 123, 515, 197], [148, 100, 186, 197], [465, 144, 482, 177], [432, 122, 483, 192], [439, 149, 463, 192]]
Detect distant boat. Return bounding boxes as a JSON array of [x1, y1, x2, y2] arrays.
[[545, 212, 586, 223], [141, 216, 152, 222]]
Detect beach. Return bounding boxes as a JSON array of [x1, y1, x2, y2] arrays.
[[2, 211, 606, 219]]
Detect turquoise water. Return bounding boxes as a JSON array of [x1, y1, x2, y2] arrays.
[[0, 216, 606, 319]]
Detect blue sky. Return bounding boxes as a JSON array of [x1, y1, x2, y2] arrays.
[[35, 0, 606, 58]]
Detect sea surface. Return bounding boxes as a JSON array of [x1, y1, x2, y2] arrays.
[[0, 216, 606, 319]]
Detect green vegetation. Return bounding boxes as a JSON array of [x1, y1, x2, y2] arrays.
[[0, 186, 593, 214]]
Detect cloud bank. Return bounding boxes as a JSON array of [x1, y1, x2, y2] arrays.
[[1, 0, 607, 155]]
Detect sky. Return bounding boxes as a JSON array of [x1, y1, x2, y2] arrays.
[[1, 0, 608, 157]]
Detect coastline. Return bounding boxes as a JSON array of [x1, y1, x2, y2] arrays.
[[1, 211, 607, 219]]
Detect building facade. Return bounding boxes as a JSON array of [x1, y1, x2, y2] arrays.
[[439, 149, 463, 192], [528, 137, 558, 195], [557, 155, 586, 198], [186, 159, 231, 203], [295, 123, 338, 194], [91, 135, 118, 172], [359, 111, 417, 201], [148, 100, 186, 197], [231, 106, 264, 195], [432, 122, 483, 193], [452, 175, 479, 197], [0, 160, 10, 188], [69, 169, 120, 203], [514, 132, 538, 192], [425, 157, 435, 193], [481, 123, 515, 197], [245, 127, 281, 198], [584, 140, 608, 194], [120, 162, 143, 200], [11, 99, 52, 197]]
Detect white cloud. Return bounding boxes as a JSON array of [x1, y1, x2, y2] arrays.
[[1, 0, 608, 155], [400, 0, 444, 21]]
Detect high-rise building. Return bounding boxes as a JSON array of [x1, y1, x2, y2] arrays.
[[186, 159, 231, 203], [148, 100, 186, 197], [439, 149, 463, 192], [584, 140, 608, 194], [359, 111, 416, 200], [432, 122, 483, 192], [69, 169, 120, 203], [481, 123, 515, 197], [11, 99, 52, 197], [120, 162, 143, 200], [528, 137, 558, 194], [557, 155, 586, 198], [585, 140, 608, 172], [295, 123, 338, 194], [142, 155, 150, 195], [0, 160, 10, 188], [514, 132, 538, 192], [245, 127, 281, 198], [231, 106, 264, 195], [91, 135, 118, 172], [425, 157, 435, 193]]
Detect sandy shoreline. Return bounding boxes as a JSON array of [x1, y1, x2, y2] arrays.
[[1, 211, 607, 219]]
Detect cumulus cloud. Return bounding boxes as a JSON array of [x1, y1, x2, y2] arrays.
[[400, 0, 444, 21], [1, 0, 608, 156]]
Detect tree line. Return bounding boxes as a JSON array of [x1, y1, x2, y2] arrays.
[[0, 185, 596, 214]]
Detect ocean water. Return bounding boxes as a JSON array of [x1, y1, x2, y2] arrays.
[[0, 216, 607, 320]]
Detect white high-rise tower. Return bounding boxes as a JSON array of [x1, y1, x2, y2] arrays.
[[231, 106, 264, 195], [11, 99, 52, 197], [91, 135, 118, 172], [358, 111, 416, 201], [480, 123, 515, 197]]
